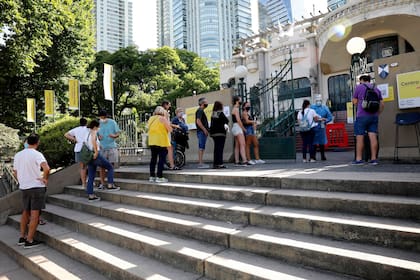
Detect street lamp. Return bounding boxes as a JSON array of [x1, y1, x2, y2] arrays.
[[235, 65, 248, 102]]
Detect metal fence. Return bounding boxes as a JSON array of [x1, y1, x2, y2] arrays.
[[0, 162, 18, 196], [116, 113, 143, 157]]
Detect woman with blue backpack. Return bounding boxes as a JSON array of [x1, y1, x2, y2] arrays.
[[297, 99, 321, 163]]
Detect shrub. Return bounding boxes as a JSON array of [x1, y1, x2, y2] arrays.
[[0, 123, 20, 160], [37, 116, 83, 169]]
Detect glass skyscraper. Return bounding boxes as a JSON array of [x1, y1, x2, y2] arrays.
[[157, 0, 253, 62], [94, 0, 134, 52], [327, 0, 347, 11]]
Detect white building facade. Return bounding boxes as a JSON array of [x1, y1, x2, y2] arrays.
[[220, 0, 420, 159]]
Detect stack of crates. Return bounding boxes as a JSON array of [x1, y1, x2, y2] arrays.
[[325, 123, 349, 149]]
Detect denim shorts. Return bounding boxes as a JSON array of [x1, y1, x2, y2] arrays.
[[197, 130, 207, 150], [245, 125, 255, 136], [354, 115, 378, 135]]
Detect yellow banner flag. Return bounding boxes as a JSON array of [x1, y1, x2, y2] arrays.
[[69, 79, 79, 110], [27, 98, 35, 123], [103, 63, 113, 101], [44, 90, 54, 117]]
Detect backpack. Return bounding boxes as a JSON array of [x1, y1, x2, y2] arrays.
[[298, 111, 312, 132], [362, 84, 380, 113]]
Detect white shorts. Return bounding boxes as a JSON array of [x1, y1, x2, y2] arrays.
[[232, 123, 243, 136]]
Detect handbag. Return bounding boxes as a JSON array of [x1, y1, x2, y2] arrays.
[[79, 133, 94, 164]]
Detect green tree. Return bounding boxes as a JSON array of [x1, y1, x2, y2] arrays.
[[0, 0, 95, 132], [81, 46, 220, 119]]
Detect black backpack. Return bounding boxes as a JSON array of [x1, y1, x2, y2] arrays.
[[362, 84, 380, 113]]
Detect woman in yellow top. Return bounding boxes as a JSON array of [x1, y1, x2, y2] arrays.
[[148, 106, 173, 183]]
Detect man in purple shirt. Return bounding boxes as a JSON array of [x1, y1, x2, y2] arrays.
[[352, 75, 384, 165]]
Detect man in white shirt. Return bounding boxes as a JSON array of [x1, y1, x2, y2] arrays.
[[64, 118, 89, 188], [13, 134, 50, 249]]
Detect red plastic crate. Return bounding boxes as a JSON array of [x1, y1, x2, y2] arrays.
[[325, 123, 349, 148]]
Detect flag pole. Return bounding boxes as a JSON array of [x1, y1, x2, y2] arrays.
[[78, 80, 81, 117]]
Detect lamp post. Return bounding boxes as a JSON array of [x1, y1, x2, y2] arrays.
[[235, 65, 248, 102], [346, 36, 367, 159]]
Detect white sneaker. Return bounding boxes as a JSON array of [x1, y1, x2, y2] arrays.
[[149, 177, 156, 182], [248, 160, 256, 165], [309, 159, 316, 163], [155, 177, 168, 183], [302, 159, 307, 163], [97, 184, 106, 190], [255, 159, 265, 164], [197, 163, 210, 169]]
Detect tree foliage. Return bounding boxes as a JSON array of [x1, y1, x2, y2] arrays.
[[0, 0, 95, 132], [82, 46, 220, 118], [0, 123, 20, 160]]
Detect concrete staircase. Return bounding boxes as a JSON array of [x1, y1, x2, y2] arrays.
[[1, 168, 420, 279]]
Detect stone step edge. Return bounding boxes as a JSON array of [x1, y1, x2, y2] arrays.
[[6, 216, 203, 280], [6, 215, 350, 280], [43, 198, 420, 280], [0, 225, 107, 280], [49, 193, 420, 253], [64, 185, 420, 221], [114, 169, 420, 197]]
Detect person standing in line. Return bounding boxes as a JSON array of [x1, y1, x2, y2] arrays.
[[13, 133, 50, 248], [297, 100, 320, 162], [171, 107, 189, 154], [148, 106, 173, 183], [97, 110, 121, 189], [352, 75, 384, 165], [64, 117, 89, 188], [195, 97, 210, 168], [310, 95, 333, 161], [231, 96, 249, 166], [241, 101, 265, 165], [210, 101, 229, 169], [161, 100, 180, 170], [86, 120, 120, 202]]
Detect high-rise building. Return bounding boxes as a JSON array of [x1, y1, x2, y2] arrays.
[[94, 0, 134, 53], [264, 0, 292, 26], [157, 0, 253, 63], [327, 0, 347, 11]]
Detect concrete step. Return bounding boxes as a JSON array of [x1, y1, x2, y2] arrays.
[[112, 178, 274, 204], [5, 216, 202, 280], [0, 225, 108, 280], [44, 199, 239, 247], [111, 178, 420, 220], [267, 189, 420, 220], [6, 213, 357, 280], [49, 192, 420, 253], [44, 196, 420, 280], [113, 168, 420, 197], [0, 240, 40, 280]]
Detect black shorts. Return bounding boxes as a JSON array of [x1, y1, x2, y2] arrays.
[[21, 188, 46, 211]]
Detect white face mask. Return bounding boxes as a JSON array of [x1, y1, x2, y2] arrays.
[[177, 112, 183, 118], [316, 101, 322, 106], [99, 118, 106, 123]]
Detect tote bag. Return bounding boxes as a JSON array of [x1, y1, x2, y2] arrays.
[[79, 134, 94, 164]]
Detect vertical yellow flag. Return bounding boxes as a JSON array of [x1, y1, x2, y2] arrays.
[[69, 79, 79, 110], [103, 63, 113, 101], [44, 90, 54, 117], [27, 98, 35, 123]]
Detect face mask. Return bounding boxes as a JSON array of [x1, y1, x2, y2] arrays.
[[245, 107, 251, 111], [99, 118, 106, 123], [316, 101, 322, 106], [203, 104, 208, 108], [177, 112, 183, 117], [24, 142, 29, 149]]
